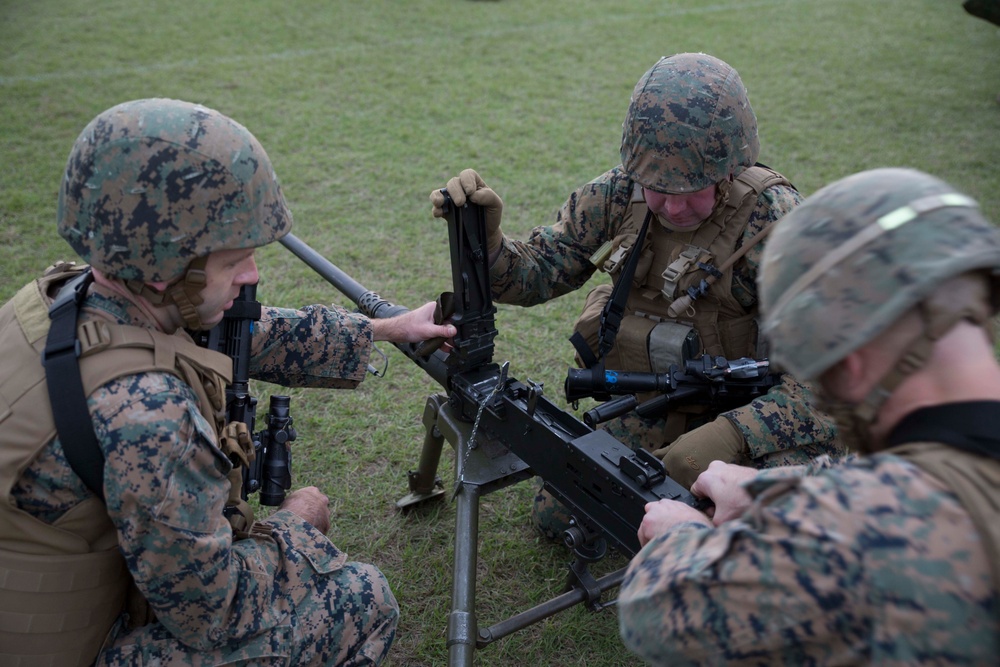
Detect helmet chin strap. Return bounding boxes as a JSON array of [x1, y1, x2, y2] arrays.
[[124, 256, 210, 330], [829, 273, 994, 454]]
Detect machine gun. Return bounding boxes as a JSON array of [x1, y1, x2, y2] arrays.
[[279, 196, 706, 667], [193, 284, 295, 507], [566, 355, 779, 428]]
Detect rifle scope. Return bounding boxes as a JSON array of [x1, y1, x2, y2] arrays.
[[565, 355, 771, 403], [257, 395, 295, 506]]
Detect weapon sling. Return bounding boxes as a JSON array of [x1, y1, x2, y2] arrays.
[[569, 209, 654, 369]]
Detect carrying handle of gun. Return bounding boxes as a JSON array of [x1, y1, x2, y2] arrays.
[[410, 189, 462, 357], [414, 291, 455, 357]]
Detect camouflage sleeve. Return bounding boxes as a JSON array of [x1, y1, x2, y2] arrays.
[[96, 371, 346, 650], [250, 304, 373, 388], [490, 168, 633, 306], [730, 183, 803, 309], [618, 458, 997, 664], [742, 453, 848, 488], [721, 372, 841, 465]]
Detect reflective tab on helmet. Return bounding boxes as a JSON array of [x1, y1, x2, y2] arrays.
[[769, 193, 980, 324], [877, 193, 978, 231]]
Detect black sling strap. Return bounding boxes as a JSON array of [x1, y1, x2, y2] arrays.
[[569, 209, 654, 369], [41, 269, 106, 499]]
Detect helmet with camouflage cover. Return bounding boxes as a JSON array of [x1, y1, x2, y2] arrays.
[[620, 53, 760, 194], [760, 167, 1000, 383], [57, 98, 292, 327]]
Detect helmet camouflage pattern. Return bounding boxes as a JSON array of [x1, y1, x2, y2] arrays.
[[58, 98, 292, 283], [760, 167, 1000, 380], [620, 53, 760, 194]]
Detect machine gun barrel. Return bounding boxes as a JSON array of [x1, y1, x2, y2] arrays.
[[280, 233, 450, 390]]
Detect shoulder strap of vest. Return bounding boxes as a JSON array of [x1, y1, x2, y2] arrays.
[[41, 268, 105, 499], [889, 441, 1000, 599], [741, 163, 793, 192], [715, 164, 791, 225], [40, 271, 235, 503]]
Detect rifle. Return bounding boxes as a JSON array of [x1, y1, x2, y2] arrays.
[[193, 284, 295, 507], [566, 355, 779, 428], [280, 196, 705, 667]]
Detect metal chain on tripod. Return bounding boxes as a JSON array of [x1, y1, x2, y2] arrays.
[[452, 361, 509, 498]]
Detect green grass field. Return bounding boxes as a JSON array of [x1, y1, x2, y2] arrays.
[[2, 1, 998, 665]]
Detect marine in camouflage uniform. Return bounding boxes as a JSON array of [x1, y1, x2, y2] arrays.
[[432, 53, 839, 538], [0, 99, 452, 666], [52, 295, 394, 666], [618, 168, 1000, 664]]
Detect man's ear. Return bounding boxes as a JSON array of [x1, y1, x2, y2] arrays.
[[820, 350, 869, 403]]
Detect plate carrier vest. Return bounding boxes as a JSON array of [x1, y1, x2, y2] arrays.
[[0, 262, 232, 666]]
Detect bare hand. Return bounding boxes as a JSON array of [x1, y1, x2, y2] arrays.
[[637, 499, 711, 548], [280, 486, 331, 534], [689, 460, 756, 525], [371, 300, 456, 344]]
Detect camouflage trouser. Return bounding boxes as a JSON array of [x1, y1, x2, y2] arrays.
[[96, 560, 399, 666]]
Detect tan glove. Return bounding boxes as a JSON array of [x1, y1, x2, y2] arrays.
[[653, 417, 748, 489], [430, 168, 504, 255]]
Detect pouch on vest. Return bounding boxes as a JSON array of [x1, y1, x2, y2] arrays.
[[716, 311, 759, 360], [649, 321, 701, 373], [571, 284, 613, 368], [572, 283, 700, 373], [660, 245, 713, 302]]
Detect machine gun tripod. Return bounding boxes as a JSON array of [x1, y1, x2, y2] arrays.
[[280, 198, 703, 667]]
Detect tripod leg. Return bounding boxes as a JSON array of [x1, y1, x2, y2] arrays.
[[447, 482, 481, 667], [396, 394, 448, 510]]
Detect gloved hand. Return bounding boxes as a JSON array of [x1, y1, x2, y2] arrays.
[[653, 416, 748, 489], [430, 168, 504, 255]]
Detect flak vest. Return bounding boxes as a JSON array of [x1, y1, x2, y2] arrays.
[[574, 165, 789, 373], [0, 263, 232, 667]]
